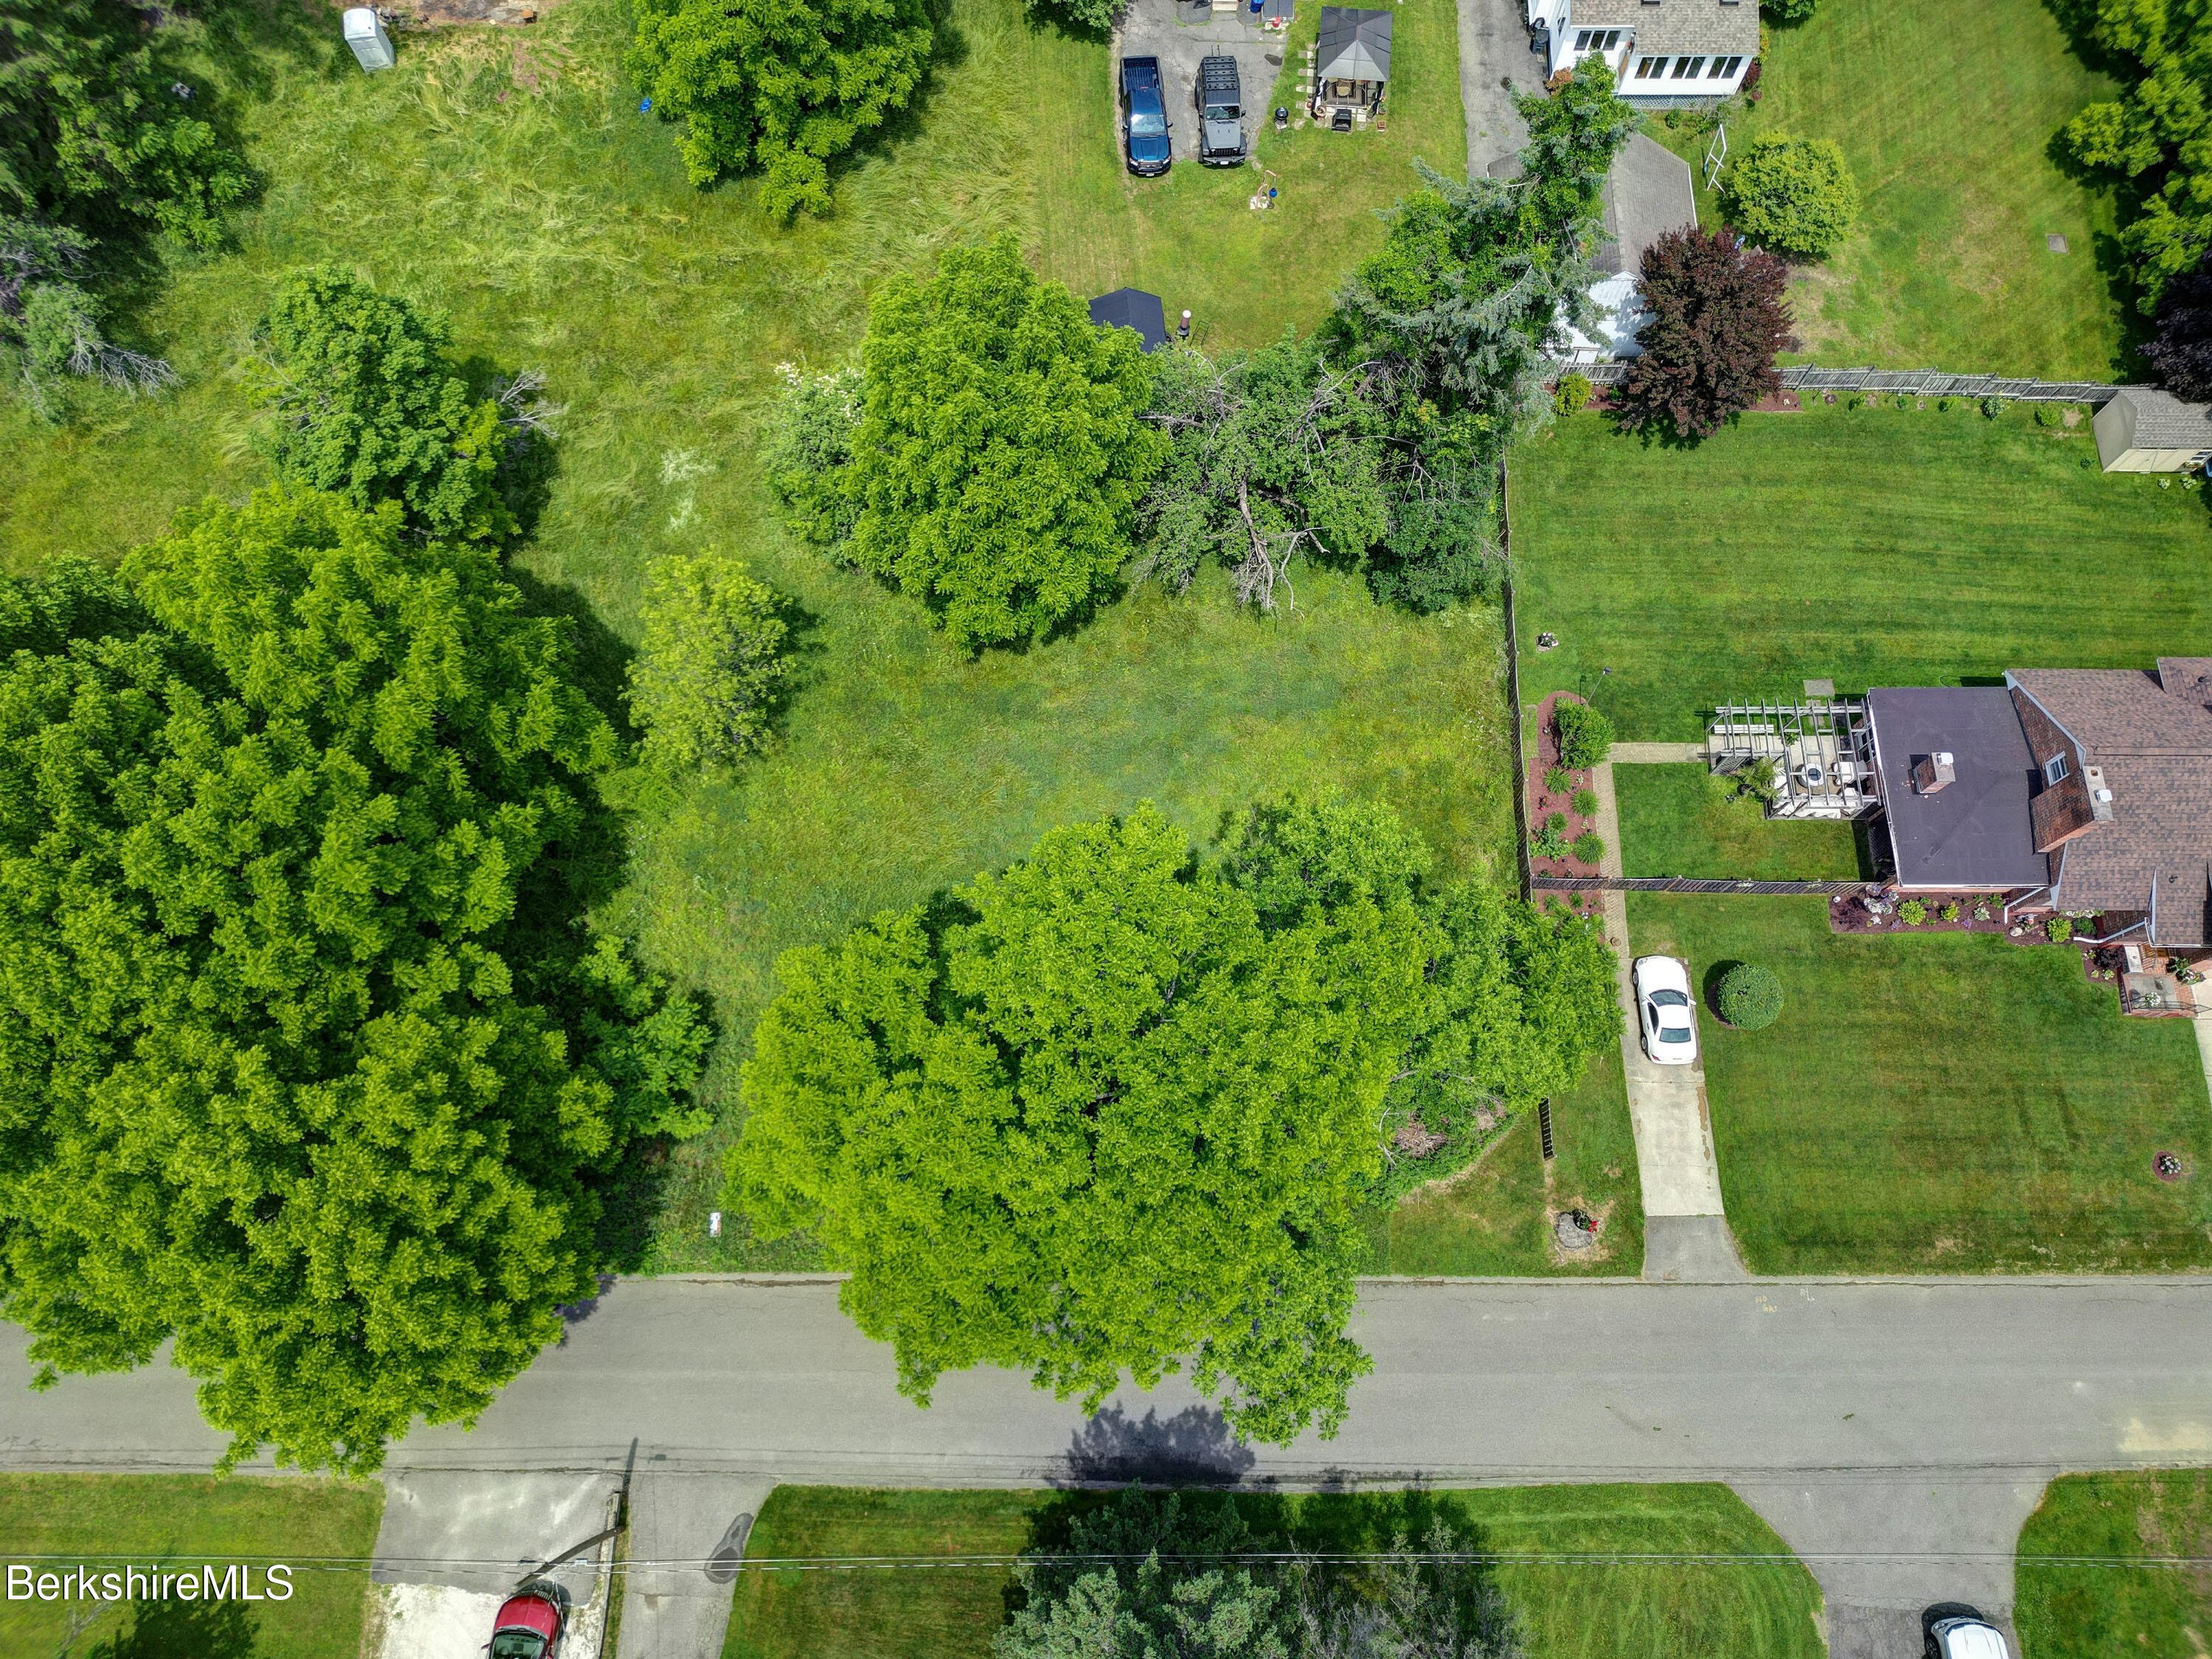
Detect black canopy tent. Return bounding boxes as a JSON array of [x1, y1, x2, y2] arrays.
[[1315, 5, 1391, 116], [1088, 288, 1169, 352]]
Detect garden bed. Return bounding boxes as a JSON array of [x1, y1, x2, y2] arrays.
[[1525, 691, 1606, 880]]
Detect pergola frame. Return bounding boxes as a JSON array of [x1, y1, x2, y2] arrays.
[[1708, 697, 1880, 820]]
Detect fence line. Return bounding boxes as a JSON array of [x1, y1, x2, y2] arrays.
[[1534, 875, 1884, 897], [1499, 460, 1533, 905], [1571, 362, 2129, 405]]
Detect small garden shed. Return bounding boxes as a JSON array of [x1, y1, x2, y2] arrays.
[[1313, 7, 1391, 123]]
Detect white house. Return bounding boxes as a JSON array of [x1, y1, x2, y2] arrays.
[[1554, 133, 1696, 364], [1523, 0, 1758, 102]]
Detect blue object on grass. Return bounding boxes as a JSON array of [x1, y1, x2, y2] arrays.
[[639, 97, 653, 112]]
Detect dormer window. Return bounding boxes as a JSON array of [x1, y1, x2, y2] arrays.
[[2043, 754, 2070, 785]]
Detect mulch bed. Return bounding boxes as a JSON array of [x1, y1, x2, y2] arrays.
[[1827, 891, 2016, 938], [1526, 692, 1604, 920]]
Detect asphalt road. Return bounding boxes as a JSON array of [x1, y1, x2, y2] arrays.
[[4, 1276, 2208, 1656]]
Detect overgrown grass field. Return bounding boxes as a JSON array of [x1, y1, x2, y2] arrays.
[[1615, 763, 1866, 881], [1511, 408, 2212, 740], [1652, 0, 2127, 378], [2016, 1470, 2212, 1656], [722, 1484, 1824, 1659], [0, 1475, 383, 1659], [1627, 896, 2212, 1274], [0, 0, 1509, 1268]]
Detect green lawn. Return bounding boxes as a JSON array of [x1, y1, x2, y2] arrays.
[[1034, 0, 1464, 349], [1511, 409, 2212, 741], [2016, 1470, 2212, 1658], [0, 1475, 383, 1659], [1615, 763, 1866, 881], [0, 0, 1507, 1270], [1368, 1042, 1645, 1276], [1627, 895, 2212, 1273], [723, 1484, 1823, 1659], [1649, 0, 2126, 378]]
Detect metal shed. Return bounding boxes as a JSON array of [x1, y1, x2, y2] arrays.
[[1088, 288, 1169, 352], [1315, 7, 1391, 117]]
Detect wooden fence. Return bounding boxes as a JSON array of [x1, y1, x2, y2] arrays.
[[1534, 875, 1885, 897]]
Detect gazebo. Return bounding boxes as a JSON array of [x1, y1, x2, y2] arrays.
[[1088, 288, 1169, 352], [1313, 7, 1391, 125]]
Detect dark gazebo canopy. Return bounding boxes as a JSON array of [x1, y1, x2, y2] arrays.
[[1316, 7, 1392, 82], [1088, 288, 1169, 352]]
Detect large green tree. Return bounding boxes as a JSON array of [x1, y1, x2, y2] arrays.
[[254, 267, 534, 544], [846, 235, 1164, 650], [0, 488, 708, 1474], [627, 0, 933, 219], [731, 803, 1427, 1443]]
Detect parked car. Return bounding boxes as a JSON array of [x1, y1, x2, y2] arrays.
[[1196, 55, 1246, 165], [1632, 956, 1698, 1065], [1121, 56, 1172, 175], [488, 1583, 566, 1659], [1924, 1604, 2010, 1659]]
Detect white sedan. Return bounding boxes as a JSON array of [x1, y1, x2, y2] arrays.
[[1632, 956, 1699, 1065]]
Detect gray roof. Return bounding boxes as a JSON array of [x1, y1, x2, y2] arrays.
[[1596, 132, 1695, 276], [1317, 7, 1391, 82], [1088, 288, 1167, 352], [1570, 0, 1759, 57], [1867, 687, 2051, 891], [2105, 388, 2212, 449]]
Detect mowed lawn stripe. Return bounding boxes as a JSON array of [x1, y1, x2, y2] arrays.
[[1512, 410, 2212, 740]]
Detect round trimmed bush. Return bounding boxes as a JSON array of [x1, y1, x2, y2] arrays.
[[1721, 133, 1859, 260], [1717, 963, 1784, 1030]]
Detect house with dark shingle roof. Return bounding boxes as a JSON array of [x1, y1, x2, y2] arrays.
[[1523, 0, 1757, 102], [1867, 658, 2212, 947]]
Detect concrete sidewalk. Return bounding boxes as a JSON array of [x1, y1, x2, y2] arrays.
[[616, 1472, 775, 1659]]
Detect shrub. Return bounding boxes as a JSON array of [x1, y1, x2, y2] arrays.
[[1981, 395, 2006, 419], [628, 0, 932, 218], [1531, 823, 1570, 860], [2035, 402, 2065, 428], [1556, 700, 1615, 768], [1717, 962, 1784, 1029], [1573, 786, 1600, 815], [2046, 915, 2075, 942], [1936, 395, 1955, 411], [762, 363, 863, 549], [1555, 371, 1594, 415], [1973, 901, 1992, 921], [627, 547, 791, 772], [1571, 830, 1606, 864], [1545, 811, 1569, 833], [1545, 764, 1575, 796], [1761, 0, 1816, 18], [1939, 901, 1961, 922], [1617, 226, 1790, 439], [1899, 898, 1927, 925], [1842, 389, 1865, 411], [1892, 392, 1910, 409], [1721, 133, 1860, 260]]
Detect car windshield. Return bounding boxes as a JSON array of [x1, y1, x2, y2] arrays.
[[1130, 110, 1166, 136], [1648, 988, 1688, 1007], [490, 1633, 547, 1659], [1209, 102, 1240, 117], [1658, 1025, 1693, 1044]]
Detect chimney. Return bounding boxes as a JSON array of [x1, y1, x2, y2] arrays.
[[2084, 765, 2115, 824], [1913, 751, 1955, 795]]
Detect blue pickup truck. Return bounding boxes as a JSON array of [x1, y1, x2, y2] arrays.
[[1121, 56, 1172, 176]]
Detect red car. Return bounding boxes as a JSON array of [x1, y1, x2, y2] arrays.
[[488, 1585, 565, 1659]]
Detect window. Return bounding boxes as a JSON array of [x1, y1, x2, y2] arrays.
[[1671, 55, 1704, 78], [1573, 28, 1620, 52], [1713, 55, 1744, 80], [1635, 55, 1663, 77], [1574, 28, 1591, 48], [2044, 754, 2070, 785], [1599, 29, 1621, 49]]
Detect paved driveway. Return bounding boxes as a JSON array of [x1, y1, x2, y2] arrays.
[[1456, 0, 1538, 175], [1113, 0, 1289, 156]]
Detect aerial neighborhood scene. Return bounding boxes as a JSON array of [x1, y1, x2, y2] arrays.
[[6, 0, 2212, 1654]]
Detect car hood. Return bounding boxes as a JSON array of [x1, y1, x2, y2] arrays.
[[1203, 117, 1243, 150], [1129, 131, 1171, 160]]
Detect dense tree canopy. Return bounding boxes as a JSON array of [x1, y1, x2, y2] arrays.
[[731, 802, 1427, 1443], [255, 267, 534, 543], [0, 0, 252, 251], [627, 0, 933, 219], [2145, 243, 2212, 396], [846, 235, 1164, 650], [1719, 133, 1857, 260], [2062, 0, 2212, 311], [1617, 226, 1791, 439], [627, 546, 790, 771], [0, 488, 708, 1474]]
